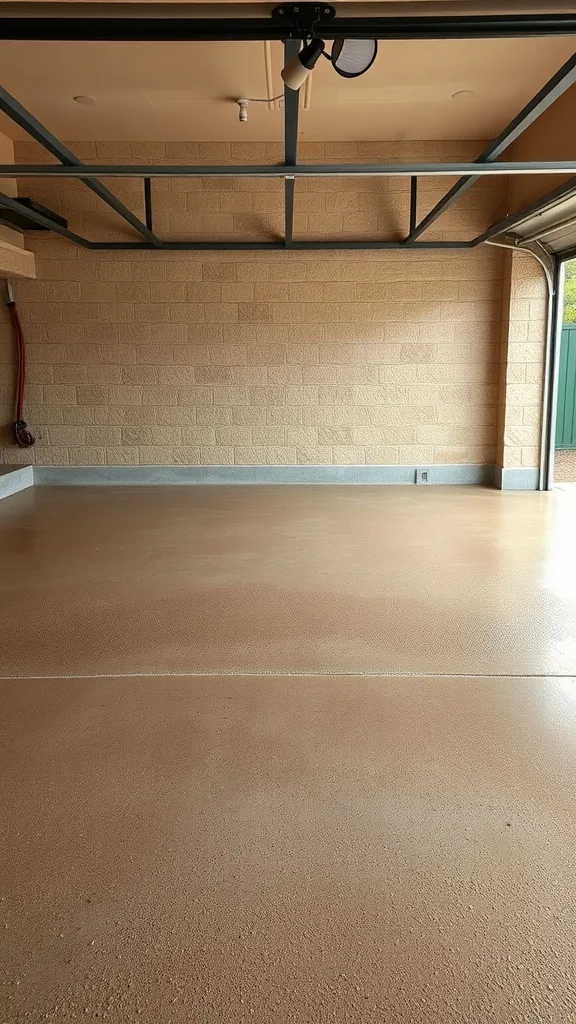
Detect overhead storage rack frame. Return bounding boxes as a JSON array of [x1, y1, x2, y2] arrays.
[[0, 5, 575, 252]]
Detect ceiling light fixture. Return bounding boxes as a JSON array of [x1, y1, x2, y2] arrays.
[[73, 95, 96, 106], [281, 35, 378, 91], [281, 37, 326, 91], [274, 7, 377, 92], [330, 38, 378, 79]]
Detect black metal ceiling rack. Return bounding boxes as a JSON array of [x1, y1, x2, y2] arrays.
[[0, 5, 575, 252]]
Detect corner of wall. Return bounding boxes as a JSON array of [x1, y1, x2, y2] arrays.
[[495, 249, 547, 489], [0, 237, 36, 279], [0, 131, 25, 252]]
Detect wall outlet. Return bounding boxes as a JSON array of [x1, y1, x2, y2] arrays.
[[416, 467, 431, 485]]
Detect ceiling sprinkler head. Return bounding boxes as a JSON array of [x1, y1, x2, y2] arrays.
[[237, 99, 249, 123]]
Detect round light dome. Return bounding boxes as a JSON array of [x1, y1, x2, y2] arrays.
[[331, 38, 378, 79]]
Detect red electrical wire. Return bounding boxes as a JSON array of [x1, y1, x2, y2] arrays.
[[8, 300, 35, 448]]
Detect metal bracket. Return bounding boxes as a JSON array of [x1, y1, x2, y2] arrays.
[[272, 4, 335, 37]]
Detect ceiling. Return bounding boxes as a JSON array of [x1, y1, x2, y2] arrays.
[[0, 34, 574, 141]]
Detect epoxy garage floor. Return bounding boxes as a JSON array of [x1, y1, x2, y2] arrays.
[[1, 485, 576, 1022]]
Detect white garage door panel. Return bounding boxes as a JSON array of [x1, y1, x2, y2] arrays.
[[511, 191, 576, 255]]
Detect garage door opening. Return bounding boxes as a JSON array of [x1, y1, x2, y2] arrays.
[[553, 259, 576, 486]]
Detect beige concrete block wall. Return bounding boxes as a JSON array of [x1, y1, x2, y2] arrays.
[[497, 249, 548, 472], [0, 140, 508, 469]]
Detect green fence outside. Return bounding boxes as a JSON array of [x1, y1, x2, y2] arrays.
[[556, 325, 576, 449]]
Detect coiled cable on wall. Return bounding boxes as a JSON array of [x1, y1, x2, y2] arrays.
[[4, 279, 35, 448]]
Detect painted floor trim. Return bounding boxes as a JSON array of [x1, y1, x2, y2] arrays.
[[494, 466, 540, 490], [0, 464, 542, 492], [0, 464, 34, 500], [32, 463, 496, 487]]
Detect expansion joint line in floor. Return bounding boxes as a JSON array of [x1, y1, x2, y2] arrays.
[[0, 671, 574, 681]]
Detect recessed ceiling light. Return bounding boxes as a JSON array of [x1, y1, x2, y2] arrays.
[[73, 95, 96, 106], [451, 90, 475, 100]]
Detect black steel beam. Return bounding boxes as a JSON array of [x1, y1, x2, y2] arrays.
[[0, 189, 91, 246], [285, 177, 295, 247], [88, 239, 474, 251], [409, 177, 418, 236], [0, 83, 160, 245], [405, 51, 576, 243], [144, 177, 153, 232], [2, 13, 576, 42], [472, 176, 576, 244], [283, 39, 300, 248], [90, 241, 286, 251], [0, 208, 473, 250], [5, 161, 576, 179]]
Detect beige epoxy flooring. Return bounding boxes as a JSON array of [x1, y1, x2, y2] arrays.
[[1, 484, 576, 678], [1, 485, 576, 1023], [2, 674, 576, 1023]]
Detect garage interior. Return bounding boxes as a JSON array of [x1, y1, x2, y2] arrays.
[[2, 3, 576, 1022]]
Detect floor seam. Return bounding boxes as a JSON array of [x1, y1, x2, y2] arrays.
[[0, 671, 574, 680]]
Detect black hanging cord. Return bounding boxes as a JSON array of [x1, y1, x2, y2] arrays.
[[5, 280, 35, 448]]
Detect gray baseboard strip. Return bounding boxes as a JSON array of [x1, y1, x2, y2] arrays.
[[33, 463, 497, 487], [493, 467, 539, 491], [0, 465, 34, 500], [1, 463, 540, 491]]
